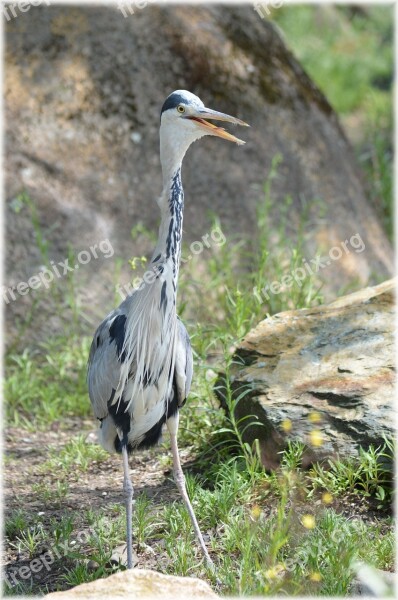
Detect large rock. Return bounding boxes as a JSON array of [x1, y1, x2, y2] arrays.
[[5, 4, 393, 344], [216, 279, 395, 470], [45, 568, 217, 599]]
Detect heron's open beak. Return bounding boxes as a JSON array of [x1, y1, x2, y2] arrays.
[[186, 107, 249, 145]]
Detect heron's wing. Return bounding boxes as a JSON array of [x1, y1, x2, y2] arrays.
[[174, 316, 193, 406], [87, 307, 127, 420]]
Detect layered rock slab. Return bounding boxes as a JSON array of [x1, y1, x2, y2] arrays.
[[216, 279, 396, 469]]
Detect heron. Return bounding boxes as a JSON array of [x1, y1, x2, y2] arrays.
[[87, 90, 248, 570]]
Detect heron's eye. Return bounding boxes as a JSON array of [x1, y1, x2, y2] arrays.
[[177, 105, 185, 113]]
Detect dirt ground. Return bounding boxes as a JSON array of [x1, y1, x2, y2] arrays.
[[4, 420, 187, 594], [3, 419, 393, 596]]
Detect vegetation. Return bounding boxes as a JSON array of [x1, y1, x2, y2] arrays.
[[273, 4, 393, 240], [4, 6, 393, 596], [4, 160, 394, 596]]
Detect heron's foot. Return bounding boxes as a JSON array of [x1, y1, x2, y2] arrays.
[[173, 469, 214, 567], [204, 556, 221, 586]]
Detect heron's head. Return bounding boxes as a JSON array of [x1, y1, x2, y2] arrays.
[[159, 90, 248, 173]]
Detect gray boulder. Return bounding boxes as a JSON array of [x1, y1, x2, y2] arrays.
[[215, 279, 395, 470], [5, 5, 392, 345]]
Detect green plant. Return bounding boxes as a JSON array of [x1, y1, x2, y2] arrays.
[[5, 336, 92, 428], [41, 436, 108, 474], [50, 516, 75, 545], [212, 376, 264, 482], [308, 437, 393, 508], [5, 510, 29, 540], [274, 5, 393, 239], [62, 563, 102, 587], [3, 579, 36, 597], [9, 524, 45, 559], [32, 480, 70, 505], [10, 192, 50, 264], [133, 493, 160, 548], [281, 440, 306, 471]]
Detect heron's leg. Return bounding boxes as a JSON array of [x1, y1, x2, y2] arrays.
[[167, 414, 214, 568], [121, 442, 134, 569]]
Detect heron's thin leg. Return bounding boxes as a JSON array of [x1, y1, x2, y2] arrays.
[[122, 443, 134, 569], [167, 414, 214, 568]]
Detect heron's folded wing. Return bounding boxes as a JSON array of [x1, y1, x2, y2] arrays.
[[87, 309, 126, 420], [174, 317, 193, 406]]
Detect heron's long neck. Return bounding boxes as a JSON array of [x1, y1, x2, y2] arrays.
[[151, 167, 184, 288]]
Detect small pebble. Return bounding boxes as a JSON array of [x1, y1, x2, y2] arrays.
[[141, 543, 155, 555], [87, 559, 99, 572], [130, 132, 142, 144], [85, 431, 98, 445], [205, 369, 217, 381]]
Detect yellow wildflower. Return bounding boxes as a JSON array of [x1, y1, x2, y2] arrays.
[[281, 419, 292, 433], [308, 411, 322, 423], [251, 504, 262, 521], [265, 564, 284, 580], [302, 514, 316, 529], [309, 429, 323, 447], [322, 492, 333, 505]]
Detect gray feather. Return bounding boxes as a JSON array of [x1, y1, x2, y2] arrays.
[[87, 307, 126, 420], [175, 317, 193, 405]]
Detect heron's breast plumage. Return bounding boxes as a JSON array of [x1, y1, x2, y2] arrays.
[[88, 265, 184, 453]]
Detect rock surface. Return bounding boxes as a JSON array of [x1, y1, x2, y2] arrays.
[[350, 563, 396, 597], [45, 568, 217, 599], [5, 4, 393, 344], [216, 279, 396, 469]]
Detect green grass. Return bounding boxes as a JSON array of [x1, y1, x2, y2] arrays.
[[273, 4, 393, 240], [308, 438, 393, 508], [9, 524, 46, 560], [40, 435, 108, 475], [4, 442, 394, 596], [274, 6, 392, 115], [4, 153, 394, 595], [5, 510, 29, 540], [31, 480, 70, 506], [5, 337, 92, 429], [4, 16, 394, 591]]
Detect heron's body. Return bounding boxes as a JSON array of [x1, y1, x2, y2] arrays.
[[87, 90, 247, 570], [88, 168, 189, 454]]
